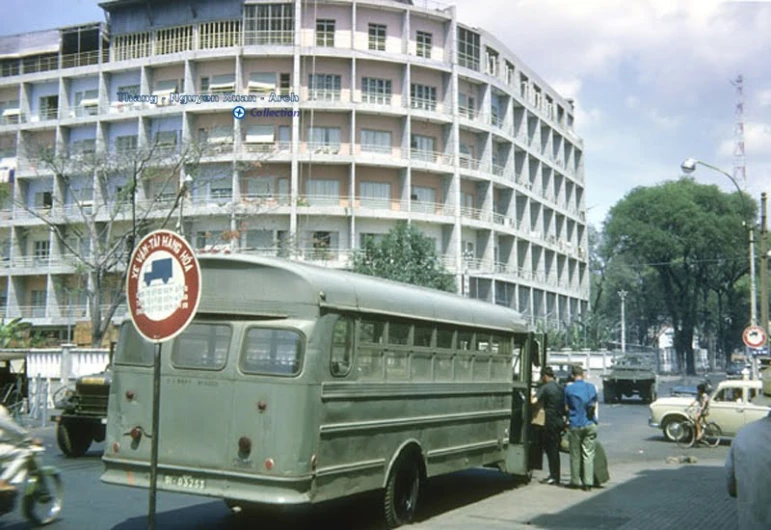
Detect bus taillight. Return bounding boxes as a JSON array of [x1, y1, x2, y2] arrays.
[[265, 458, 274, 470], [112, 442, 120, 453], [126, 390, 135, 400], [238, 436, 252, 454], [130, 427, 142, 441]]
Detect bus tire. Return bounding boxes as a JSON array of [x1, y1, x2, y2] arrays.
[[384, 452, 421, 529]]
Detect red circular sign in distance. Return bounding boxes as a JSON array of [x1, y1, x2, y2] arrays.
[[126, 229, 202, 343], [742, 326, 766, 349]]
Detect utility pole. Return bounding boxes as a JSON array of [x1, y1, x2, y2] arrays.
[[758, 193, 768, 380], [619, 290, 627, 353]]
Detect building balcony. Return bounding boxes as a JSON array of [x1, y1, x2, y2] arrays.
[[409, 148, 453, 167]]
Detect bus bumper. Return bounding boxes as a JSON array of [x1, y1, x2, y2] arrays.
[[101, 457, 314, 505]]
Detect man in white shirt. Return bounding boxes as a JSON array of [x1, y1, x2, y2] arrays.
[[725, 369, 771, 529], [0, 405, 35, 494]]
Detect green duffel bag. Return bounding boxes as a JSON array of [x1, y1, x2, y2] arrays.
[[560, 431, 610, 486]]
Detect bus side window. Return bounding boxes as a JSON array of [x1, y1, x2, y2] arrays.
[[331, 317, 353, 377], [360, 321, 384, 344], [458, 330, 473, 351]]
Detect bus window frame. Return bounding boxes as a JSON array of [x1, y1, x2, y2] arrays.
[[239, 325, 306, 378], [114, 321, 155, 367], [170, 321, 233, 372], [330, 315, 355, 378]]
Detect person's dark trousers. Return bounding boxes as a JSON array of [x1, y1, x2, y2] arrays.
[[544, 421, 562, 482]]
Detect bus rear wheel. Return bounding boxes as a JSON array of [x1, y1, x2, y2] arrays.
[[384, 453, 421, 529]]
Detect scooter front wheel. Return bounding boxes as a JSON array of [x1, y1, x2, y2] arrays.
[[22, 467, 63, 526]]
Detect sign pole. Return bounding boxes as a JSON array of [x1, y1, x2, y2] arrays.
[[148, 341, 162, 530], [125, 229, 202, 530]]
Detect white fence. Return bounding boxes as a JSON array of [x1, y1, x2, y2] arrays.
[[1, 346, 110, 426]]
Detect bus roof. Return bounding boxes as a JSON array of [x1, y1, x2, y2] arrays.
[[195, 255, 527, 333]]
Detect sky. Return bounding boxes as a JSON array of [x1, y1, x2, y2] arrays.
[[2, 0, 770, 228]]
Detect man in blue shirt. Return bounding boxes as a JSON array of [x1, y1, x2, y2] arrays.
[[564, 364, 598, 491]]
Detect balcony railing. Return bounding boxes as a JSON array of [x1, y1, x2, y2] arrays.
[[244, 30, 294, 46], [491, 114, 504, 128], [60, 49, 107, 69], [18, 305, 47, 318], [28, 109, 58, 122], [458, 106, 476, 120], [307, 89, 341, 102], [306, 143, 342, 155], [410, 98, 438, 112], [359, 144, 393, 155], [409, 149, 453, 165]]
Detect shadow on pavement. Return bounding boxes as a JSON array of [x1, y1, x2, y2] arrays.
[[528, 465, 737, 530], [110, 468, 524, 530]]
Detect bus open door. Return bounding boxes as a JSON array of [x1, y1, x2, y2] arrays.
[[504, 332, 545, 478]]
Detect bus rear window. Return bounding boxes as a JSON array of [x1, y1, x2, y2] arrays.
[[241, 328, 304, 376], [171, 323, 231, 370], [115, 322, 154, 366]]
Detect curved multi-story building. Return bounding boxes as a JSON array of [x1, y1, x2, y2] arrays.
[[0, 0, 588, 340]]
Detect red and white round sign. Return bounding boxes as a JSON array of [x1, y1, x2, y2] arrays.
[[126, 229, 202, 343], [742, 326, 767, 349]]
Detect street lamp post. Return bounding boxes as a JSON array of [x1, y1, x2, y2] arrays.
[[618, 290, 627, 353], [681, 157, 764, 378]]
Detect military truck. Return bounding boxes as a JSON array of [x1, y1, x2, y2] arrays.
[[601, 353, 658, 404], [53, 345, 113, 457]]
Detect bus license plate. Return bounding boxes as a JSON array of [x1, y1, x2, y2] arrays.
[[163, 474, 205, 490]]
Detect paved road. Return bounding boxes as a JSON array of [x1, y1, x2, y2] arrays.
[[0, 375, 737, 529]]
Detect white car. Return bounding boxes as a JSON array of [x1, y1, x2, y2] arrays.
[[648, 379, 769, 442]]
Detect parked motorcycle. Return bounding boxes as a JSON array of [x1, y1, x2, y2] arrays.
[[0, 439, 63, 525]]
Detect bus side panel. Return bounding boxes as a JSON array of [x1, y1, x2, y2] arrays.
[[312, 382, 512, 503]]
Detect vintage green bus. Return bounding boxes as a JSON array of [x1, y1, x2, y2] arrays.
[[101, 255, 545, 528]]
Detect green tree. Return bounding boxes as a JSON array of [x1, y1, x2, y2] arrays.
[[0, 318, 30, 348], [604, 178, 752, 375], [352, 222, 456, 292]]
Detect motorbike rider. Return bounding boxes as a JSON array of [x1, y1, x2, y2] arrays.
[[0, 405, 41, 495]]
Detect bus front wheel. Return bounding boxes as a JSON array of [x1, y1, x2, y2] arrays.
[[384, 453, 421, 529]]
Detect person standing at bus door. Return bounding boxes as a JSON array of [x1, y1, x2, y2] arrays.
[[564, 364, 598, 491], [535, 366, 565, 485]]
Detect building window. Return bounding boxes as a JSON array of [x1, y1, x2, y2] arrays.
[[368, 24, 386, 51], [39, 95, 58, 121], [457, 27, 480, 70], [360, 129, 392, 154], [307, 127, 341, 153], [308, 74, 341, 101], [505, 61, 515, 85], [245, 229, 273, 249], [316, 19, 335, 47], [416, 31, 432, 59], [306, 179, 340, 205], [411, 186, 437, 214], [74, 89, 99, 117], [486, 48, 499, 76], [0, 60, 20, 77], [153, 131, 179, 152], [309, 231, 338, 259], [360, 181, 391, 209], [30, 290, 46, 316], [248, 72, 276, 95], [115, 135, 138, 154], [279, 73, 291, 95], [410, 84, 437, 111], [410, 134, 436, 162], [244, 3, 295, 45], [459, 93, 476, 119], [361, 77, 392, 105], [33, 191, 53, 209], [33, 240, 50, 260], [208, 74, 236, 95]]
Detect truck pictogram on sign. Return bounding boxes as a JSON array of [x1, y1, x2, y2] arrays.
[[144, 257, 173, 286]]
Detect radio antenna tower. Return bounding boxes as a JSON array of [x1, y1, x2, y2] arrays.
[[731, 74, 747, 190]]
